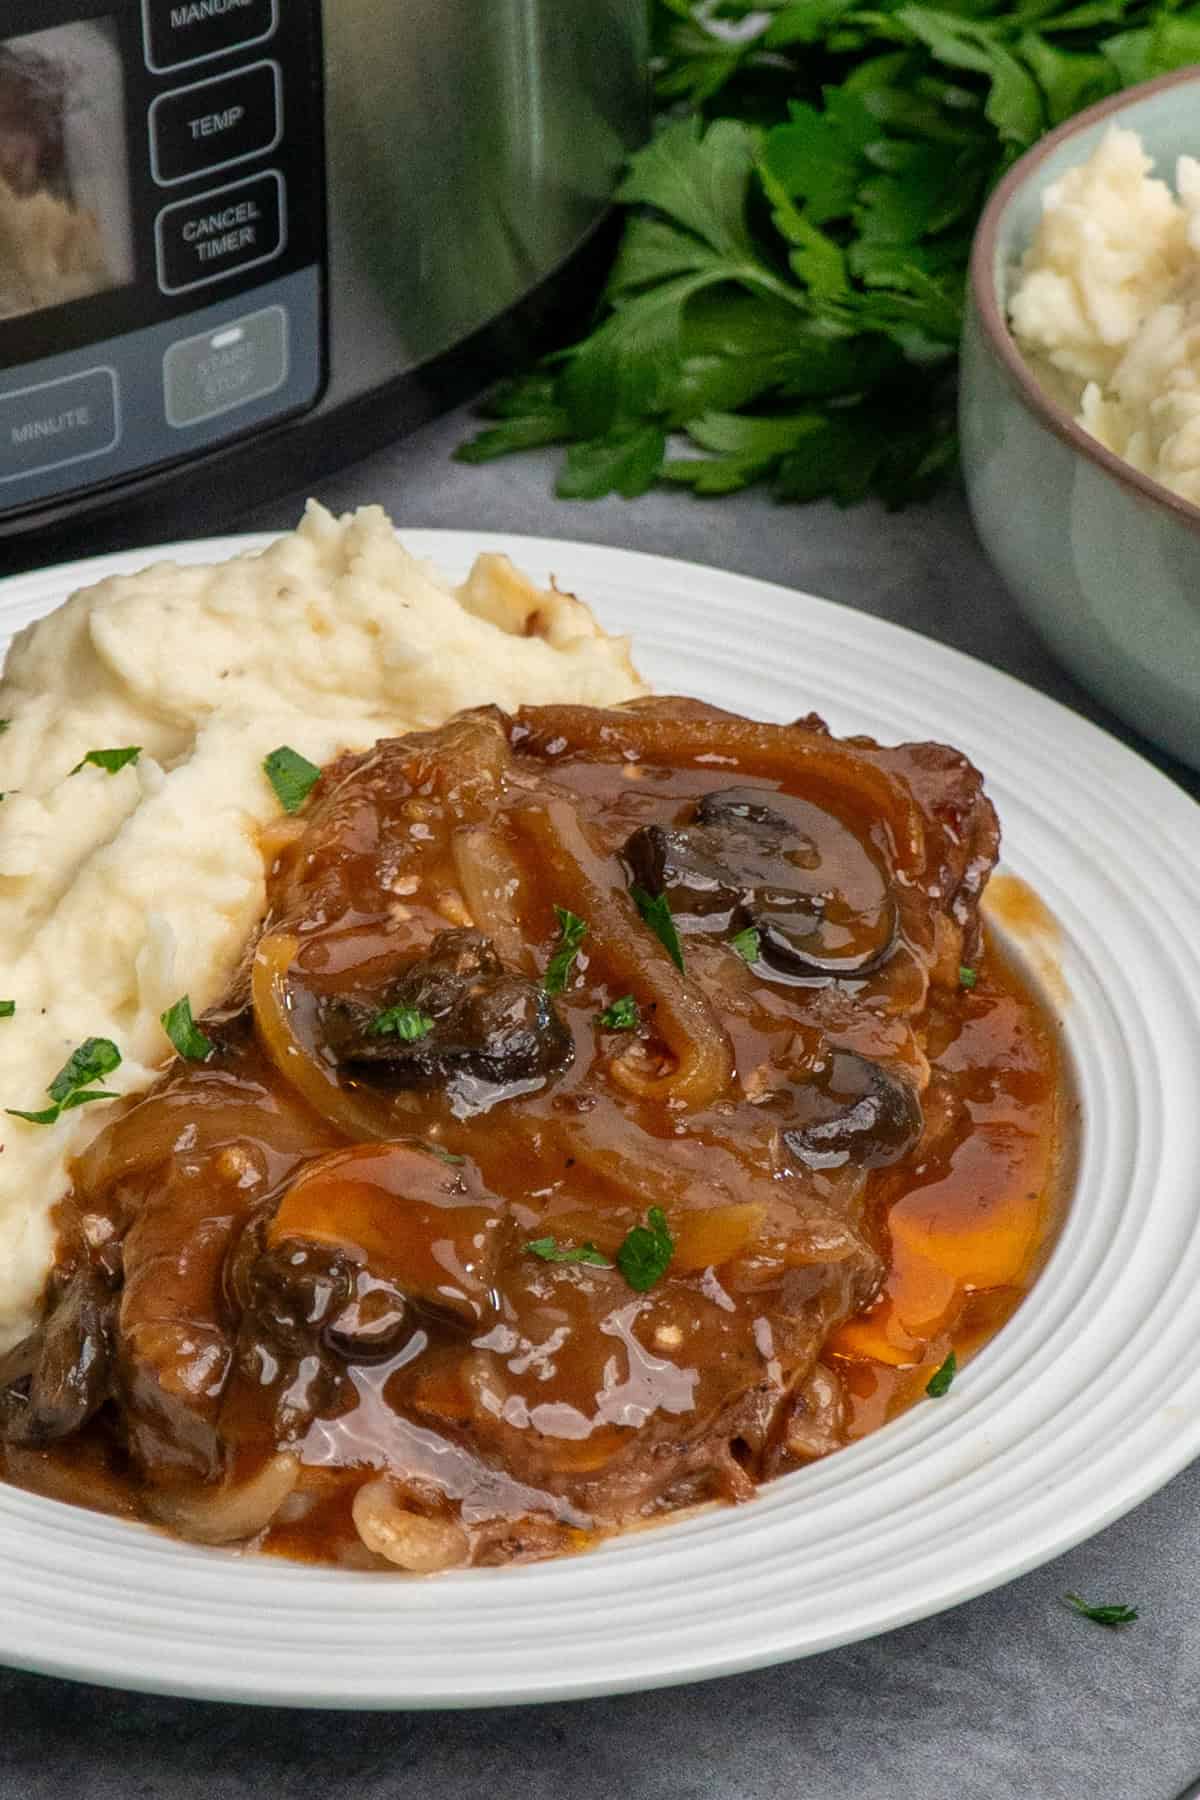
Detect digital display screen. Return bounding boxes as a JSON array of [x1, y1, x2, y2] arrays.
[[0, 20, 133, 324]]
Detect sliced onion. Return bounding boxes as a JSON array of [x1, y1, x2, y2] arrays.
[[145, 1452, 299, 1544], [671, 1202, 767, 1270], [352, 1478, 469, 1572], [74, 1073, 335, 1195], [267, 1143, 499, 1324], [512, 799, 734, 1111], [510, 704, 926, 877], [540, 1201, 766, 1271], [451, 825, 532, 972]]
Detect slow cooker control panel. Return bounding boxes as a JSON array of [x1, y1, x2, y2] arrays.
[[0, 0, 325, 518]]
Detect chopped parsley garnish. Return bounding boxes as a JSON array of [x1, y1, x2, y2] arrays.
[[426, 1144, 466, 1166], [543, 905, 588, 994], [731, 925, 760, 963], [596, 994, 639, 1031], [370, 1006, 435, 1041], [263, 745, 321, 814], [8, 1035, 122, 1126], [526, 1236, 612, 1267], [49, 1037, 121, 1102], [0, 719, 9, 734], [0, 1002, 13, 1019], [959, 965, 978, 990], [70, 746, 141, 776], [616, 1205, 675, 1291], [1064, 1593, 1138, 1628], [160, 996, 215, 1061], [925, 1350, 957, 1397], [632, 886, 684, 972]]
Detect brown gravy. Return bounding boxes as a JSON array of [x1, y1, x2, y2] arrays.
[[0, 701, 1068, 1569]]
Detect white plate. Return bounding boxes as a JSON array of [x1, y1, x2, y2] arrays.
[[1, 530, 1198, 1710]]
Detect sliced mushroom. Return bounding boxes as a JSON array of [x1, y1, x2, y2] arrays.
[[624, 786, 896, 980], [240, 1237, 356, 1357], [261, 1143, 505, 1330], [0, 1264, 114, 1445], [694, 790, 800, 834], [781, 1050, 922, 1171], [230, 1199, 426, 1369], [323, 1269, 416, 1362], [623, 823, 744, 928], [321, 929, 573, 1107]]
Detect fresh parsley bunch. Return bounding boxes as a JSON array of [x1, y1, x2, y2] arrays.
[[458, 0, 1200, 508]]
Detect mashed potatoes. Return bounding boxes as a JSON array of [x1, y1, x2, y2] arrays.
[[1009, 127, 1200, 507], [0, 501, 644, 1351]]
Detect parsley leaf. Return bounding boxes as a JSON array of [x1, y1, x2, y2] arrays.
[[454, 412, 572, 463], [453, 373, 570, 463], [459, 0, 1161, 509], [526, 1236, 613, 1267], [617, 1206, 676, 1291], [632, 886, 685, 972], [160, 996, 215, 1061], [557, 425, 668, 501], [426, 1143, 467, 1166], [1064, 1593, 1138, 1627], [654, 15, 753, 106], [370, 1006, 435, 1041], [959, 965, 978, 990], [8, 1036, 122, 1127], [59, 1088, 119, 1112], [263, 745, 321, 814], [596, 995, 640, 1031], [764, 90, 878, 227], [1104, 12, 1200, 84], [0, 719, 9, 734], [615, 115, 761, 263], [0, 1001, 13, 1019], [544, 906, 588, 994], [731, 925, 760, 962], [48, 1037, 121, 1103], [925, 1349, 957, 1396], [70, 746, 141, 776]]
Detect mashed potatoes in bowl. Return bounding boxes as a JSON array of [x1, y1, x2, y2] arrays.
[[960, 67, 1200, 770], [1009, 126, 1200, 509], [0, 501, 645, 1355]]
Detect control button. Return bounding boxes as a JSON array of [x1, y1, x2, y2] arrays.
[[156, 170, 284, 293], [164, 305, 288, 428], [142, 0, 276, 74], [150, 61, 281, 187], [0, 368, 119, 484]]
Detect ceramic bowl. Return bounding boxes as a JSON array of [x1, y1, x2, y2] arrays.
[[961, 68, 1200, 772]]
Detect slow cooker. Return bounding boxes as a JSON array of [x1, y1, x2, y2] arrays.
[[0, 1, 648, 560]]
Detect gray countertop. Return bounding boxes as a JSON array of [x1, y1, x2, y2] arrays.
[[3, 407, 1198, 1800]]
